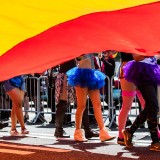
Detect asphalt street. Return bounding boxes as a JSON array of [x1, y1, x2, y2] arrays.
[[0, 113, 159, 160]]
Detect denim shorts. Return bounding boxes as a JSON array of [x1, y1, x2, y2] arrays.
[[3, 80, 26, 92]]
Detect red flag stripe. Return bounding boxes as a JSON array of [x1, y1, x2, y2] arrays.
[[0, 2, 160, 81]]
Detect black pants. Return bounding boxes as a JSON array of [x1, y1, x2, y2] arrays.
[[55, 100, 90, 130], [130, 83, 159, 143]]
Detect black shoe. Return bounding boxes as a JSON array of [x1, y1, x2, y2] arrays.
[[24, 115, 29, 123], [49, 120, 55, 124], [84, 129, 99, 139], [54, 129, 70, 138], [117, 137, 125, 145], [125, 120, 132, 127], [0, 121, 9, 129], [122, 128, 133, 148]]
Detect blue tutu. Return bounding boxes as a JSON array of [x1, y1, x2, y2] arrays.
[[66, 67, 106, 90], [123, 60, 160, 86]]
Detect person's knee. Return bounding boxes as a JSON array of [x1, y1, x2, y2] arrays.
[[56, 100, 68, 111], [13, 102, 23, 108], [77, 105, 86, 113]]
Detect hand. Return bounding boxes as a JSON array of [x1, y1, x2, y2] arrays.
[[98, 53, 102, 59]]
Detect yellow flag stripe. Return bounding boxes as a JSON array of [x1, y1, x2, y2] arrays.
[[0, 0, 159, 55]]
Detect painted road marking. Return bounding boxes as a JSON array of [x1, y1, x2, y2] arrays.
[[0, 148, 34, 155], [0, 143, 71, 153]]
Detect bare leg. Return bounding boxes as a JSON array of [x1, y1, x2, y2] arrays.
[[88, 89, 104, 130], [11, 105, 17, 130], [7, 88, 26, 130], [73, 86, 88, 141], [89, 89, 115, 141], [75, 86, 88, 129]]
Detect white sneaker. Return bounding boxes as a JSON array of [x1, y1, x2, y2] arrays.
[[74, 129, 88, 142], [99, 127, 115, 142]]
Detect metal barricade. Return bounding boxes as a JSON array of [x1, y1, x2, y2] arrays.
[[1, 75, 160, 127], [0, 82, 11, 120], [25, 76, 47, 123], [36, 76, 55, 123]]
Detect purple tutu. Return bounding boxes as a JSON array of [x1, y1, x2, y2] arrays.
[[123, 60, 160, 86]]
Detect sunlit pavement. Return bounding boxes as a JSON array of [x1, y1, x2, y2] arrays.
[[0, 114, 159, 160]]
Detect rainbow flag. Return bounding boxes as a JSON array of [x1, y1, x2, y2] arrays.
[[0, 0, 160, 81]]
